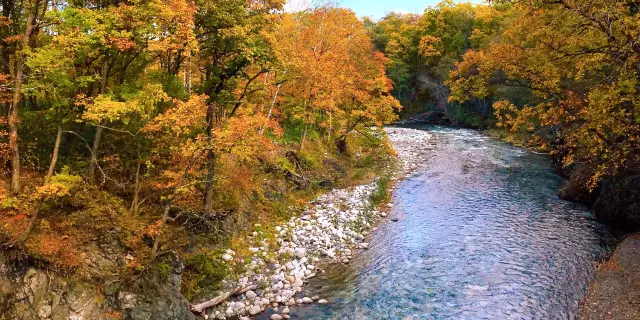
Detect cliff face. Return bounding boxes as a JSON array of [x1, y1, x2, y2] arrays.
[[559, 166, 640, 231], [592, 175, 640, 229], [0, 264, 109, 320], [0, 256, 194, 320]]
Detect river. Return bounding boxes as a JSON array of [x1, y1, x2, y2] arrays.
[[286, 126, 613, 320]]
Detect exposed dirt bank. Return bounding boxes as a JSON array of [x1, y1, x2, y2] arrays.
[[578, 234, 640, 320]]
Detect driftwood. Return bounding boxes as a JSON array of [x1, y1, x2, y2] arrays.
[[191, 285, 258, 313]]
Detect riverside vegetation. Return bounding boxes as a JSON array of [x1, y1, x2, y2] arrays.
[[0, 0, 638, 319], [0, 2, 401, 319], [366, 0, 639, 228]]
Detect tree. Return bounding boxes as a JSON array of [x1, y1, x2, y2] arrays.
[[194, 0, 284, 213], [447, 0, 640, 188], [275, 8, 401, 153], [8, 0, 48, 194]]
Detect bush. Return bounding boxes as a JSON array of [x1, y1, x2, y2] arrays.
[[369, 177, 390, 206], [182, 250, 231, 300]]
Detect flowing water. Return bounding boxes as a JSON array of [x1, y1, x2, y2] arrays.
[[288, 126, 612, 320]]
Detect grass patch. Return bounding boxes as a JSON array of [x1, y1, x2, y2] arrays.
[[369, 177, 390, 206]]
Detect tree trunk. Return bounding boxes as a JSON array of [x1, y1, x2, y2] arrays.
[[88, 58, 110, 183], [18, 118, 61, 243], [151, 149, 204, 260], [8, 0, 40, 194], [265, 82, 280, 121], [184, 56, 191, 94], [8, 83, 20, 194], [44, 121, 62, 184], [260, 81, 281, 135], [17, 197, 42, 243], [203, 104, 215, 213], [328, 110, 332, 141], [88, 125, 103, 184], [129, 159, 141, 214], [335, 135, 347, 154], [300, 124, 308, 151]]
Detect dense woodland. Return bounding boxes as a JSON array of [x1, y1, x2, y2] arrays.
[[0, 0, 638, 314]]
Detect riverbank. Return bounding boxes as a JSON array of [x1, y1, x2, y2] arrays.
[[194, 127, 433, 319], [578, 234, 640, 320], [0, 127, 399, 320], [482, 126, 640, 319]]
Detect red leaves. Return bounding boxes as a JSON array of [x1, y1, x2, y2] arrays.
[[106, 36, 137, 51]]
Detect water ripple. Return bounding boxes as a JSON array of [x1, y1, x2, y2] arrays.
[[289, 126, 612, 320]]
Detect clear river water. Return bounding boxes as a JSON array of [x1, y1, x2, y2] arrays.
[[284, 126, 613, 320]]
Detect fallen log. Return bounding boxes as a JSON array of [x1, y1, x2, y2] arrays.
[[191, 285, 257, 313]]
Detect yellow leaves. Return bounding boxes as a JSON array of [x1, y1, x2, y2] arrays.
[[447, 49, 493, 102], [492, 100, 518, 130], [82, 96, 134, 124], [147, 0, 198, 54], [82, 84, 169, 124], [450, 0, 640, 189], [36, 184, 72, 199], [275, 8, 400, 136], [35, 169, 83, 200]]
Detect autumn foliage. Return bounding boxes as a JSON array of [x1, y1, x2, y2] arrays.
[[0, 0, 400, 301], [447, 0, 640, 189]]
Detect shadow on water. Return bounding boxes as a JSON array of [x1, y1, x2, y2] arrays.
[[274, 126, 614, 320]]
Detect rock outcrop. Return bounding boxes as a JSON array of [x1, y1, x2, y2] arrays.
[[0, 255, 193, 320], [559, 166, 640, 230], [0, 263, 109, 320]]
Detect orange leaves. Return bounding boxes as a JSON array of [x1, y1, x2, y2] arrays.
[[3, 34, 22, 43], [106, 36, 137, 51], [419, 35, 442, 57], [276, 9, 401, 137], [144, 94, 208, 136], [214, 111, 281, 160], [144, 219, 164, 238], [27, 230, 86, 269], [448, 1, 640, 188]]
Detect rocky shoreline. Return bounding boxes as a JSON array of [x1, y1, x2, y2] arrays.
[[197, 127, 433, 320], [578, 234, 640, 320]]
